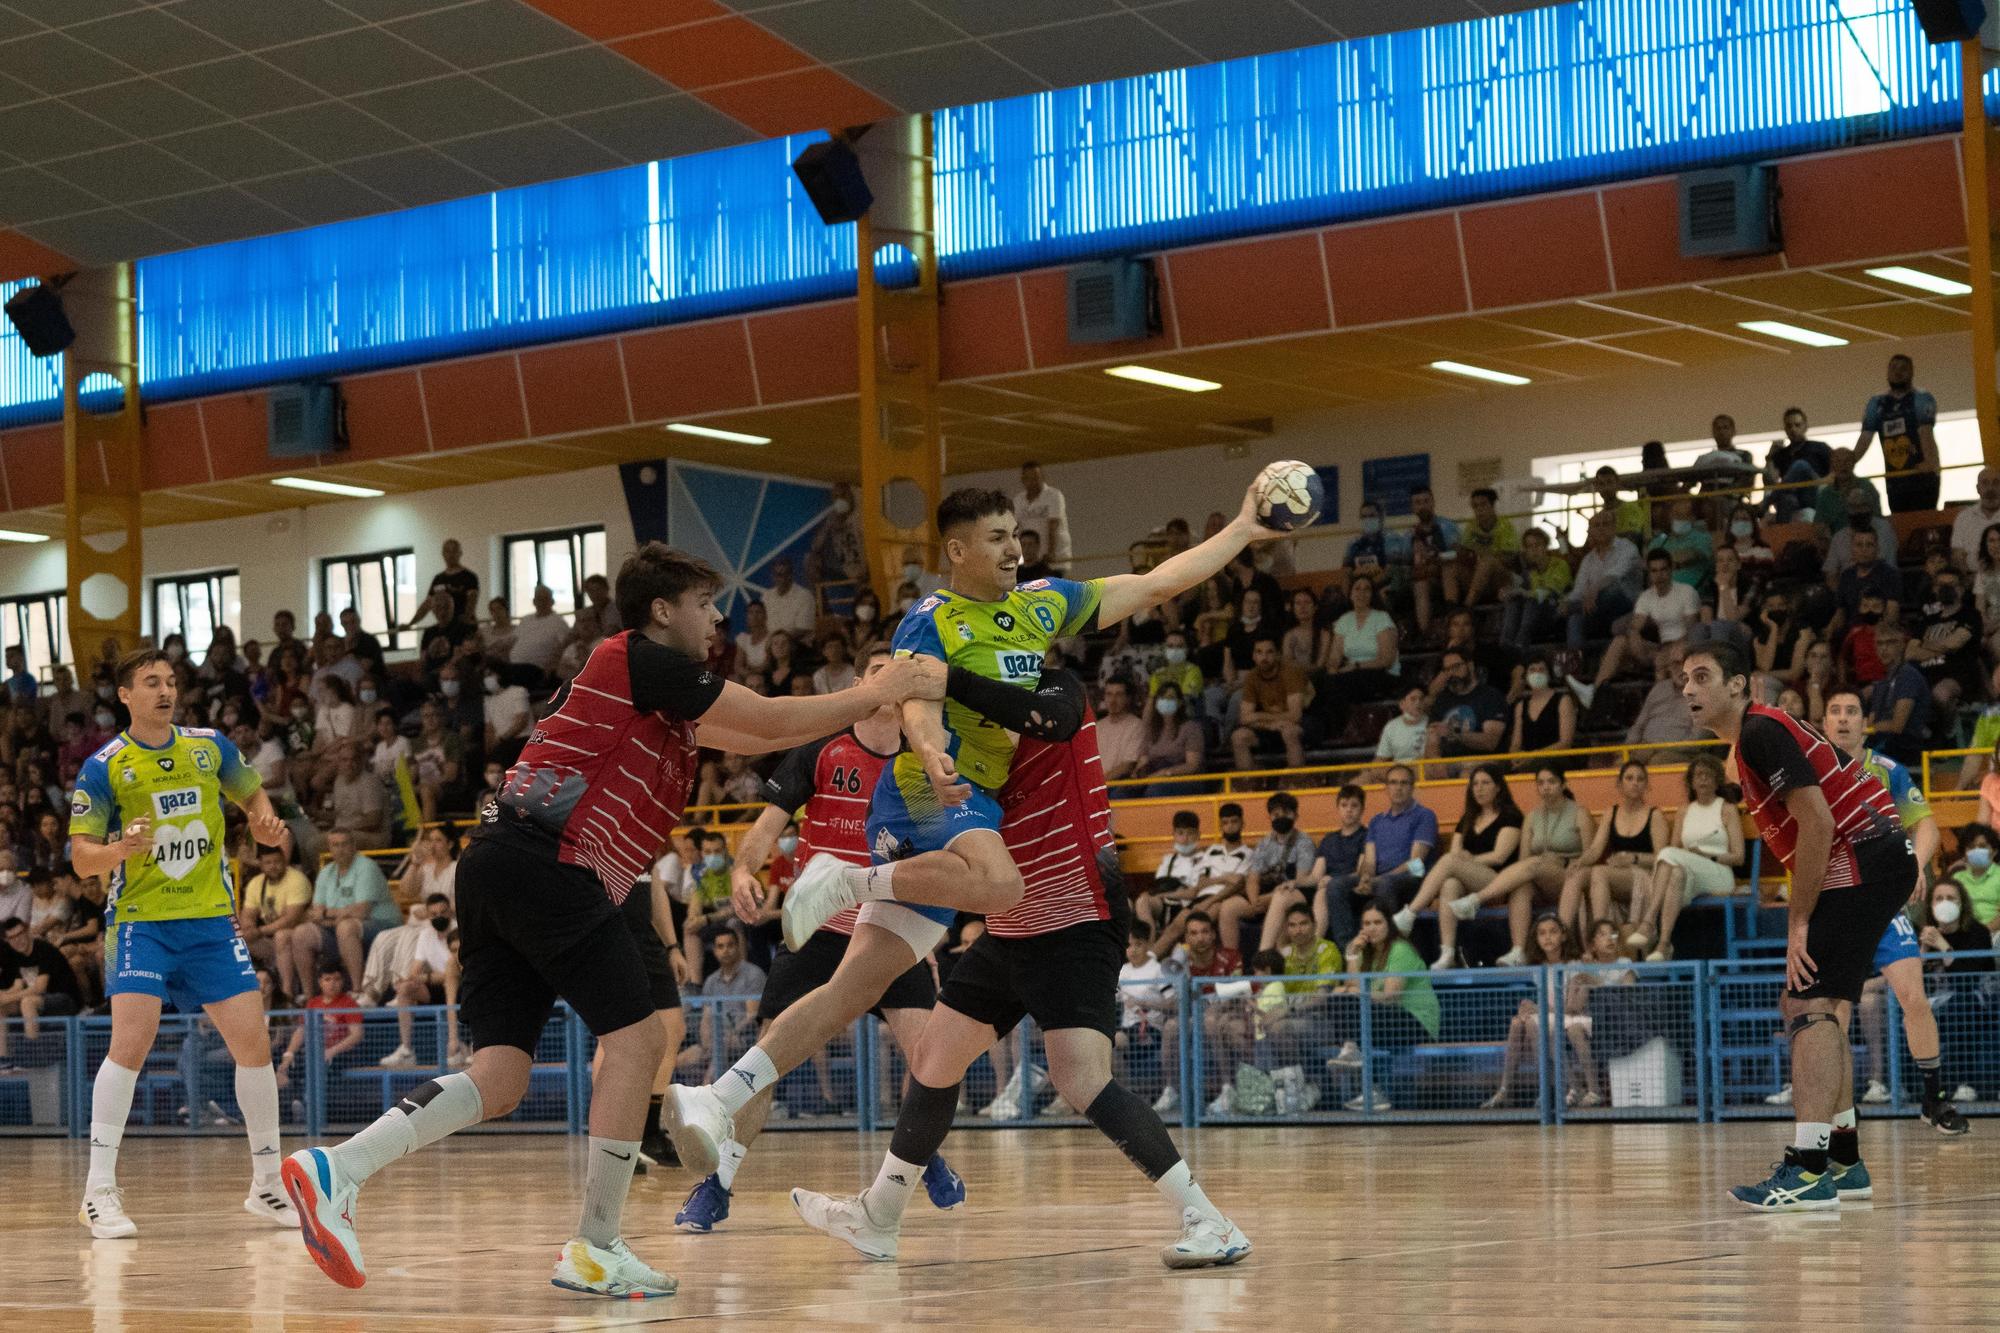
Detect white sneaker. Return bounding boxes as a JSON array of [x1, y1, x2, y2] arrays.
[[1296, 1082, 1320, 1112], [1763, 1084, 1793, 1106], [245, 1182, 298, 1228], [1040, 1094, 1074, 1118], [1954, 1084, 1979, 1103], [782, 852, 858, 951], [1495, 947, 1528, 967], [550, 1236, 678, 1298], [1392, 907, 1417, 934], [1344, 1090, 1392, 1112], [661, 1083, 734, 1177], [377, 1045, 417, 1069], [790, 1188, 900, 1261], [447, 1044, 472, 1069], [78, 1184, 136, 1239], [1569, 679, 1597, 709], [978, 1092, 1020, 1119], [1161, 1207, 1251, 1270], [1152, 1085, 1180, 1115], [1206, 1087, 1234, 1117], [1327, 1041, 1363, 1070], [1429, 951, 1456, 972], [1448, 894, 1481, 921], [1861, 1079, 1890, 1105], [281, 1148, 365, 1288]]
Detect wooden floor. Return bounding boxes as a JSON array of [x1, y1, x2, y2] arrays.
[[3, 1122, 1994, 1331]]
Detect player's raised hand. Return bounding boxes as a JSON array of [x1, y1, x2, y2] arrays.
[[120, 817, 154, 856], [874, 655, 947, 702], [1234, 475, 1286, 543], [921, 747, 971, 807], [730, 864, 767, 921]]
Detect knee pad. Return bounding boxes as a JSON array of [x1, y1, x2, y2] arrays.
[[1787, 1009, 1838, 1040]]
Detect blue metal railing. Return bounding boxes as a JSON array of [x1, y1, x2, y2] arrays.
[[0, 2, 1992, 428]]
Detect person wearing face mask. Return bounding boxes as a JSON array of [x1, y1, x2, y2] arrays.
[[1150, 804, 1255, 958], [1909, 567, 1984, 701], [1343, 500, 1389, 578], [1135, 682, 1204, 798], [682, 832, 741, 973], [848, 590, 888, 657], [1147, 630, 1204, 708], [1143, 811, 1210, 933], [807, 482, 867, 586], [1645, 497, 1713, 592], [1919, 876, 1995, 1105], [1213, 792, 1317, 962], [897, 545, 945, 599], [1949, 824, 2000, 933], [378, 894, 459, 1070]]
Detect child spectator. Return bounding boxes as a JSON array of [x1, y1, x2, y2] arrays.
[[1116, 922, 1173, 1098], [1265, 783, 1366, 948], [1481, 911, 1579, 1109], [1562, 918, 1638, 1107]]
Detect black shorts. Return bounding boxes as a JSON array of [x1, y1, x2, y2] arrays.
[[938, 919, 1123, 1040], [620, 879, 682, 1011], [1794, 835, 1919, 1004], [758, 928, 935, 1024], [455, 834, 657, 1052]]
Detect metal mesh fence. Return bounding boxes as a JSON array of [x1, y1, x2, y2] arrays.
[[0, 1012, 74, 1133], [1552, 962, 1704, 1122], [75, 1010, 306, 1138]]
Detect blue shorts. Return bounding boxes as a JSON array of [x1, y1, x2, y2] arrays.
[[105, 914, 258, 1011], [1872, 913, 1919, 974], [866, 761, 1003, 929]]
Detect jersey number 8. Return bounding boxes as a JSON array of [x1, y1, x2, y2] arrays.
[[1032, 604, 1057, 632]]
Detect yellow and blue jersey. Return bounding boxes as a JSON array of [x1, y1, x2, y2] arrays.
[[1860, 749, 1931, 831], [889, 576, 1103, 791], [69, 726, 260, 923]]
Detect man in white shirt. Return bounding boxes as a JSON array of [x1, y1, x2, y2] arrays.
[[1094, 679, 1147, 780], [1951, 466, 2000, 573], [1013, 461, 1071, 572], [1573, 549, 1706, 709], [759, 557, 818, 637], [482, 669, 533, 764], [507, 584, 571, 682], [1151, 812, 1208, 896], [1372, 685, 1430, 770]]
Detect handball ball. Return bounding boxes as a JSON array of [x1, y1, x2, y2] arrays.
[[1253, 459, 1323, 531]]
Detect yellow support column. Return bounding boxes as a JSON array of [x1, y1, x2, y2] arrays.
[[1963, 40, 2000, 467], [63, 263, 144, 668], [854, 115, 942, 598]]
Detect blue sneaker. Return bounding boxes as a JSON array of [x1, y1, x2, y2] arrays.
[[923, 1154, 966, 1210], [1729, 1156, 1838, 1212], [1829, 1159, 1872, 1199], [674, 1174, 731, 1233]]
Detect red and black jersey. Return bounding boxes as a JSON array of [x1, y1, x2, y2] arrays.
[[1734, 702, 1901, 890], [986, 711, 1118, 939], [486, 631, 723, 903], [761, 728, 896, 937]]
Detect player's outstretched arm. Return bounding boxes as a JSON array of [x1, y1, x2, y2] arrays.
[[944, 666, 1086, 741], [697, 660, 943, 754], [1094, 475, 1285, 628]]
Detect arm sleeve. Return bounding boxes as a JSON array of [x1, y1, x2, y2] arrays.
[[760, 736, 832, 811], [1737, 714, 1819, 796], [215, 735, 262, 803], [627, 635, 726, 720], [945, 666, 1086, 741], [67, 757, 113, 840]]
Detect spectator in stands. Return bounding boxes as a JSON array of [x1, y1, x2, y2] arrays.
[[404, 538, 478, 631], [1949, 824, 2000, 932], [26, 868, 71, 941], [1953, 468, 2000, 574], [409, 698, 465, 825], [1631, 754, 1742, 961], [369, 710, 409, 787], [296, 828, 399, 990], [1389, 484, 1458, 636], [759, 557, 817, 637], [1230, 638, 1306, 771], [807, 481, 866, 586], [1460, 764, 1593, 963], [1823, 487, 1898, 579], [1808, 448, 1876, 537], [1093, 679, 1147, 782], [277, 963, 364, 1092], [1425, 647, 1508, 763], [1480, 911, 1579, 1108], [1566, 509, 1643, 651], [1371, 684, 1431, 776], [811, 635, 856, 696], [1571, 758, 1666, 935], [1116, 922, 1173, 1097], [1855, 352, 1941, 513], [762, 631, 803, 698], [570, 573, 619, 652], [1150, 804, 1254, 954], [1326, 573, 1400, 700], [1592, 466, 1650, 545], [898, 546, 943, 599], [0, 912, 81, 1060], [1262, 902, 1340, 1071], [1572, 551, 1704, 710], [1766, 406, 1833, 520], [3, 646, 34, 702], [416, 589, 474, 684], [1016, 530, 1055, 584], [325, 742, 390, 849], [698, 925, 768, 1077], [1148, 629, 1204, 710], [43, 664, 87, 730], [1508, 654, 1575, 766], [479, 663, 531, 769], [336, 607, 385, 682], [1706, 545, 1757, 642], [1258, 782, 1366, 946], [1648, 497, 1713, 593], [239, 844, 312, 997], [1909, 566, 1982, 703], [1829, 528, 1902, 643], [1752, 590, 1811, 679], [1562, 919, 1637, 1106], [397, 824, 459, 907], [1132, 680, 1204, 796], [1344, 500, 1389, 580], [1216, 792, 1317, 957], [682, 830, 738, 979], [506, 584, 570, 686], [1501, 525, 1571, 650], [1281, 588, 1330, 674], [1013, 461, 1070, 573], [1152, 910, 1249, 1116], [1409, 764, 1524, 969], [1140, 810, 1210, 933], [1324, 898, 1439, 1111], [378, 893, 455, 1069], [732, 600, 773, 682], [1336, 767, 1437, 920], [1865, 622, 1930, 767], [1453, 487, 1519, 610]]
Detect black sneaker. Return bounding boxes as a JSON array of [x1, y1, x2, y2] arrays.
[[1922, 1098, 1971, 1136], [642, 1128, 680, 1169]]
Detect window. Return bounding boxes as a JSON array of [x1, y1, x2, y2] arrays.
[[153, 569, 240, 660], [0, 590, 67, 684], [322, 549, 418, 652], [504, 526, 606, 617]]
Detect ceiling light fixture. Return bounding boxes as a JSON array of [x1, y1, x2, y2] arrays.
[[271, 476, 385, 498], [0, 528, 49, 543], [1429, 360, 1531, 386], [665, 422, 771, 445], [1864, 265, 1973, 297], [1103, 364, 1222, 392], [1737, 320, 1849, 348]]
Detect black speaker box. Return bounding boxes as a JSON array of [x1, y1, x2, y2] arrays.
[[4, 282, 73, 357], [792, 138, 873, 226]]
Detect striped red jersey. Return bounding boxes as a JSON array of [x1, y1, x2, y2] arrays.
[[760, 729, 895, 937], [986, 712, 1118, 938], [486, 631, 723, 903], [1733, 702, 1901, 890]]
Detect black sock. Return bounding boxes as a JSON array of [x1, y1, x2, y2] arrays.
[[1918, 1056, 1943, 1104], [1084, 1081, 1183, 1183], [1788, 1145, 1829, 1174], [1829, 1128, 1859, 1167], [887, 1079, 961, 1167], [648, 1094, 664, 1137]]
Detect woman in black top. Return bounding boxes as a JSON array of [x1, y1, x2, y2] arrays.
[[1920, 875, 1995, 1100], [1401, 763, 1522, 969], [1509, 654, 1575, 769], [1751, 591, 1810, 678], [1557, 759, 1669, 939]]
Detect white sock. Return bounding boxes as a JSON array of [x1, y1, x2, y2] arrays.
[[88, 1060, 140, 1191], [715, 1047, 779, 1116], [841, 863, 894, 903], [1832, 1107, 1857, 1131], [859, 1151, 924, 1228], [579, 1137, 641, 1247], [326, 1071, 484, 1185], [716, 1138, 747, 1191], [236, 1063, 283, 1185], [1155, 1160, 1224, 1224], [1794, 1121, 1832, 1152]]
